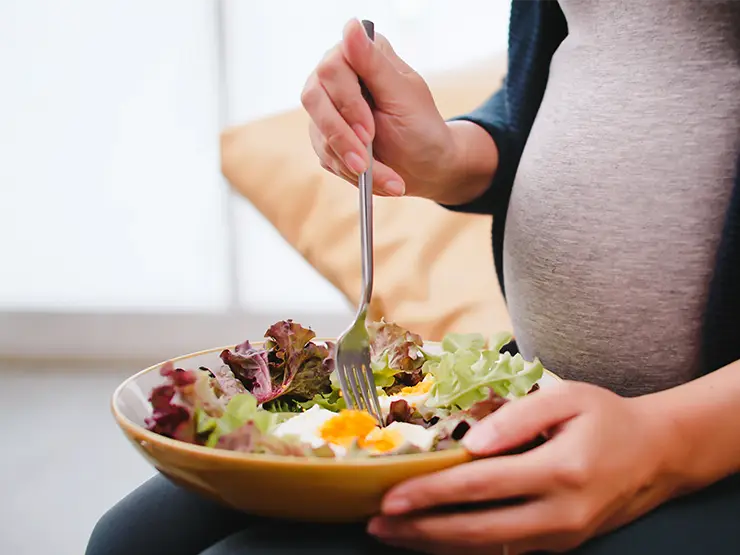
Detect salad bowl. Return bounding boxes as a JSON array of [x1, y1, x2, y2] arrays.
[[112, 337, 561, 523]]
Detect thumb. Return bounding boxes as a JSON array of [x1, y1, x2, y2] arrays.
[[461, 384, 583, 456], [341, 19, 418, 107]]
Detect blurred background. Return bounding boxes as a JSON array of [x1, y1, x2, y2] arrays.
[[0, 1, 509, 553]]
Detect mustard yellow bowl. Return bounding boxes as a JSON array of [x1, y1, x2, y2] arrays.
[[112, 342, 561, 523]]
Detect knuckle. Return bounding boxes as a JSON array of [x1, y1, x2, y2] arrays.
[[316, 49, 343, 82], [323, 129, 346, 151], [300, 84, 320, 110], [333, 95, 365, 123], [552, 458, 592, 489]]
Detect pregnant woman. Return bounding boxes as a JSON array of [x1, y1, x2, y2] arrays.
[[87, 2, 740, 553]]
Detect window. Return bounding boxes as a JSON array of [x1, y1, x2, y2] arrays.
[[0, 0, 509, 360]]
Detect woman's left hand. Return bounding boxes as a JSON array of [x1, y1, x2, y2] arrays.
[[368, 381, 681, 554]]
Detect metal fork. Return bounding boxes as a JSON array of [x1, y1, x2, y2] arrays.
[[334, 20, 384, 427]]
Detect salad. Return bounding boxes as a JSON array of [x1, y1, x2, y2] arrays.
[[145, 320, 545, 458]]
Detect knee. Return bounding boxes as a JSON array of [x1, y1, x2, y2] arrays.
[[85, 505, 133, 555]]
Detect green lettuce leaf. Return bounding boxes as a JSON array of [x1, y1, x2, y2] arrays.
[[424, 332, 542, 410], [196, 392, 277, 448], [298, 389, 346, 412], [440, 332, 486, 353]]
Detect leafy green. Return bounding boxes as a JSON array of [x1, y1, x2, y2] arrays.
[[298, 389, 346, 412], [424, 332, 543, 410], [265, 321, 334, 400], [368, 320, 425, 390], [262, 397, 302, 413], [220, 341, 273, 403], [488, 331, 515, 354], [196, 392, 277, 448], [219, 321, 334, 405], [440, 332, 486, 353], [369, 351, 404, 388], [215, 421, 335, 458]]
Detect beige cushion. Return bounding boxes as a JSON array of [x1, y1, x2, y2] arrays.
[[220, 55, 511, 340]]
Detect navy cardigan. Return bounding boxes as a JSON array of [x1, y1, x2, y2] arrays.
[[448, 0, 740, 376]]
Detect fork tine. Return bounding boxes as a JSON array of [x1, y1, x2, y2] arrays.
[[335, 360, 356, 409], [362, 364, 384, 426], [354, 365, 375, 415], [346, 365, 365, 412]]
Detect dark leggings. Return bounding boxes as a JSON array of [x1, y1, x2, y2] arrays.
[[86, 473, 740, 554]]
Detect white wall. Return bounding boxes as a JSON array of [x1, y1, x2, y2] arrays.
[[0, 0, 509, 360]]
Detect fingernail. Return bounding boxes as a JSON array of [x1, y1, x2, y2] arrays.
[[367, 517, 386, 536], [356, 19, 372, 44], [352, 124, 372, 146], [384, 181, 405, 197], [382, 497, 411, 515], [344, 152, 367, 174], [462, 428, 495, 454]]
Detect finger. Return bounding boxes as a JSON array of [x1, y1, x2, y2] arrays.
[[316, 46, 375, 145], [381, 452, 551, 516], [309, 122, 355, 180], [334, 158, 404, 197], [301, 74, 369, 175], [309, 123, 405, 196], [318, 156, 402, 197], [462, 382, 583, 456], [368, 159, 405, 196], [341, 19, 416, 110], [369, 499, 558, 547]]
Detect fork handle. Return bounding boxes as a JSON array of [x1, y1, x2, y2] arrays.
[[358, 20, 375, 110], [358, 19, 375, 313]]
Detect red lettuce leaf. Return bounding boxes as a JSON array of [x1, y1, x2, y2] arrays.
[[368, 320, 424, 373], [219, 321, 334, 406], [264, 320, 333, 401], [220, 340, 273, 403], [210, 365, 249, 401], [385, 399, 428, 427], [431, 389, 509, 450], [432, 388, 548, 453], [145, 363, 201, 443], [215, 421, 334, 457], [368, 320, 425, 389]]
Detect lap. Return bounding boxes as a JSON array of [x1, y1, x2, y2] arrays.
[[85, 474, 250, 555], [574, 473, 740, 555], [85, 474, 404, 555], [87, 473, 740, 555], [198, 524, 409, 555]]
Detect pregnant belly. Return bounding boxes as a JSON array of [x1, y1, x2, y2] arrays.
[[502, 55, 740, 396]]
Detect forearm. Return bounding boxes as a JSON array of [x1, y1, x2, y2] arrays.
[[425, 120, 499, 206], [638, 359, 740, 494]]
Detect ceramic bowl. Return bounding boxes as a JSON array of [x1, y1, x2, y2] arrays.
[[112, 342, 561, 522]]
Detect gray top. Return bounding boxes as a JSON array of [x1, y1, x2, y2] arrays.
[[503, 0, 740, 396]]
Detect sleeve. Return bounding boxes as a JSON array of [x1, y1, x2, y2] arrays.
[[441, 85, 512, 215], [440, 0, 569, 216]]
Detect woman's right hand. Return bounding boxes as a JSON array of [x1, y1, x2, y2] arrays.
[[301, 19, 460, 200]]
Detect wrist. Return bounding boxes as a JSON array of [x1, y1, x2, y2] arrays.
[[423, 121, 499, 206], [629, 393, 698, 497]]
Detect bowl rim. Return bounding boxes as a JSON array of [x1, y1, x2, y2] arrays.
[[111, 340, 560, 468]]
